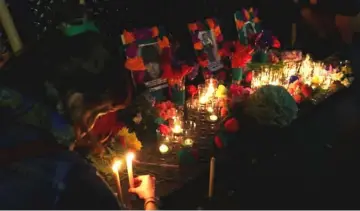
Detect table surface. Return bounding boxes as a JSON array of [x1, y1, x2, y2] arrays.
[[109, 106, 218, 209]]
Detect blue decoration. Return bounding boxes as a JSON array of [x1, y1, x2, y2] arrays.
[[289, 75, 299, 84]]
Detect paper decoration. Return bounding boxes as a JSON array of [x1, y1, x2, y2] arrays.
[[234, 8, 261, 45], [188, 18, 224, 72], [121, 26, 170, 101]]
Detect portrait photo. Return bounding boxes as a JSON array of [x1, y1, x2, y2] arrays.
[[138, 42, 165, 86], [198, 30, 223, 72]]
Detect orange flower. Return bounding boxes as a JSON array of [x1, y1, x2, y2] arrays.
[[151, 26, 159, 37], [213, 26, 221, 37], [253, 17, 260, 23], [158, 36, 170, 49], [236, 20, 244, 30], [194, 42, 203, 50], [206, 18, 216, 29], [123, 30, 135, 44], [220, 107, 228, 118], [125, 57, 146, 71], [188, 23, 198, 32], [293, 94, 302, 104]]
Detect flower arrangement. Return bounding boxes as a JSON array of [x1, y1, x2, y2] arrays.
[[121, 26, 170, 71], [230, 41, 254, 82], [87, 93, 158, 178]]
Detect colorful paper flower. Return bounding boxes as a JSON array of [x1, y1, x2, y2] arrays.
[[197, 54, 209, 67], [187, 85, 198, 97], [301, 85, 313, 98], [158, 124, 171, 135], [220, 107, 228, 118], [214, 136, 223, 148], [231, 42, 254, 68], [123, 30, 135, 44], [158, 36, 170, 49], [194, 42, 203, 50], [125, 57, 146, 71], [293, 94, 302, 104], [245, 71, 253, 83], [272, 36, 281, 48], [188, 23, 198, 32], [206, 18, 216, 29], [224, 118, 240, 133], [151, 26, 159, 37]]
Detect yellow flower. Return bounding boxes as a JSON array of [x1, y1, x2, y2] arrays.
[[341, 78, 351, 87], [118, 127, 142, 151], [215, 85, 227, 98], [331, 72, 344, 81]]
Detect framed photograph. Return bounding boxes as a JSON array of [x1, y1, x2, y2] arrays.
[[234, 8, 261, 45], [121, 26, 170, 100], [188, 18, 224, 72]]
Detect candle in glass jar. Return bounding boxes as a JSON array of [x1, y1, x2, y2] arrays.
[[172, 124, 183, 134], [183, 138, 194, 147], [159, 144, 169, 154], [209, 114, 218, 122]]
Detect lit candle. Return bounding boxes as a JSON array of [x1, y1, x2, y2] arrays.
[[172, 124, 183, 134], [207, 107, 214, 113], [199, 96, 207, 104], [126, 152, 135, 189], [112, 160, 124, 205], [183, 138, 194, 147], [159, 144, 169, 154], [209, 114, 218, 122], [208, 157, 216, 198]]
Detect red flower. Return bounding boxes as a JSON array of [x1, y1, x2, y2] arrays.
[[166, 107, 177, 118], [231, 42, 254, 68], [301, 85, 313, 98], [245, 71, 253, 83], [220, 107, 228, 118], [272, 36, 281, 48], [187, 85, 198, 97], [198, 54, 209, 68], [158, 124, 171, 135], [293, 94, 302, 104], [224, 118, 240, 132], [164, 101, 174, 109], [214, 136, 223, 148]]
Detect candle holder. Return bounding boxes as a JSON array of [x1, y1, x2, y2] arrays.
[[206, 106, 220, 123], [198, 84, 208, 106], [170, 112, 184, 136], [159, 143, 171, 155], [169, 78, 185, 109], [186, 99, 199, 121], [183, 120, 196, 137], [232, 67, 243, 84]]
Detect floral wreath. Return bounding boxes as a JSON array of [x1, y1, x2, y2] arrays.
[[234, 8, 261, 45], [122, 26, 170, 71], [188, 18, 225, 69]]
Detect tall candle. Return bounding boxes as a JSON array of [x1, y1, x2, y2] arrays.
[[112, 160, 124, 205], [208, 157, 216, 198], [126, 152, 135, 189]]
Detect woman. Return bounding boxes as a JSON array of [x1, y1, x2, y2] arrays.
[[0, 30, 157, 209]]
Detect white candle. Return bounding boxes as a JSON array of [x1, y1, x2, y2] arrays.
[[159, 144, 169, 154], [209, 114, 218, 122], [208, 157, 216, 198], [126, 152, 135, 189], [112, 160, 124, 205]]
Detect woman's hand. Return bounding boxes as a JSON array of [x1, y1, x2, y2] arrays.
[[128, 175, 156, 200]]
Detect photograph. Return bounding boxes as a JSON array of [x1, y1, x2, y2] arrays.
[[198, 30, 223, 71], [138, 43, 165, 86]]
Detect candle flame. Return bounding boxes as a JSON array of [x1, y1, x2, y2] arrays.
[[126, 152, 135, 161], [159, 144, 169, 153], [112, 160, 122, 172]]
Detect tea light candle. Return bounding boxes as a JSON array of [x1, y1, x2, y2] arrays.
[[209, 114, 218, 122], [207, 107, 214, 113], [183, 138, 194, 147], [172, 124, 183, 134], [159, 144, 169, 154]]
